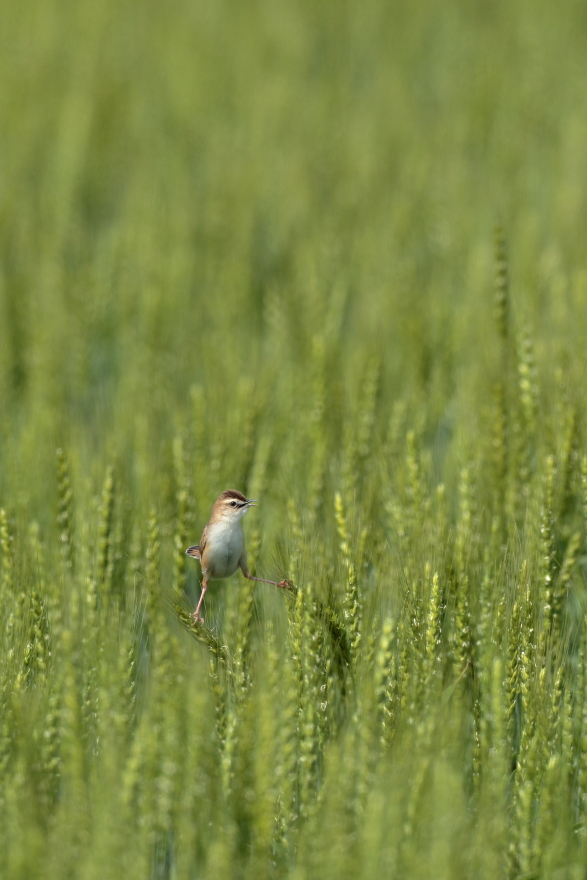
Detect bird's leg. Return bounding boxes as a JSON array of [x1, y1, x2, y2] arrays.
[[243, 571, 292, 589], [192, 579, 208, 624], [240, 555, 292, 590]]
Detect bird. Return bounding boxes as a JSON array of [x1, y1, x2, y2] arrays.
[[185, 489, 291, 624]]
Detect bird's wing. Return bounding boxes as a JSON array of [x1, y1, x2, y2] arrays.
[[185, 522, 209, 562], [198, 524, 208, 560]]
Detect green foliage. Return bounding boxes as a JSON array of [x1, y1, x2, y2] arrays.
[[2, 0, 587, 876]]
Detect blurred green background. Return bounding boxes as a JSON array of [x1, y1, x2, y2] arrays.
[[2, 0, 587, 877], [2, 0, 587, 519]]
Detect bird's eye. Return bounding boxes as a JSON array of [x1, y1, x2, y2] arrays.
[[230, 500, 237, 507]]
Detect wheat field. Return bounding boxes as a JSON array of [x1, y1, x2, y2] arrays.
[[2, 0, 587, 877]]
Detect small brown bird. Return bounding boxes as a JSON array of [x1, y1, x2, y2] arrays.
[[186, 489, 290, 623]]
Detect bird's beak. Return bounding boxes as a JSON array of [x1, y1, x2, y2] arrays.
[[245, 499, 258, 507]]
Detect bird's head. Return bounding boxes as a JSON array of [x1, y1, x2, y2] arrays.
[[213, 490, 258, 522]]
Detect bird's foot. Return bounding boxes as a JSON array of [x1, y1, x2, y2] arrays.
[[277, 579, 294, 589], [192, 611, 205, 625]]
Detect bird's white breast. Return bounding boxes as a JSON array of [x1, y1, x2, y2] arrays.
[[204, 520, 245, 579]]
